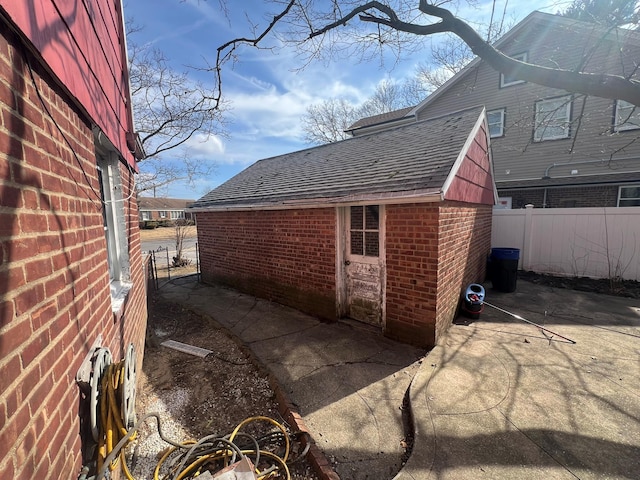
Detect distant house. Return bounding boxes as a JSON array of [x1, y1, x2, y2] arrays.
[[191, 107, 496, 348], [0, 2, 147, 479], [138, 197, 195, 223], [347, 12, 640, 209]]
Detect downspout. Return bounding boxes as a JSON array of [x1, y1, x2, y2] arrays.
[[542, 155, 640, 179]]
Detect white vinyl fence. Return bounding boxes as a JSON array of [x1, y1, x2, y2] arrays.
[[492, 206, 640, 281]]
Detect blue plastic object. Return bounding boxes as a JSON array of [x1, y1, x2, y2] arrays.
[[462, 283, 485, 319], [464, 284, 485, 304], [491, 247, 520, 260]]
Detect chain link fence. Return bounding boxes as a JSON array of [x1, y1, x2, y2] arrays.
[[147, 242, 200, 291]]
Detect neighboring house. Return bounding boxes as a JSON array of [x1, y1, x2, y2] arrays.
[[347, 12, 640, 209], [191, 107, 496, 348], [0, 2, 147, 479], [138, 197, 195, 222]]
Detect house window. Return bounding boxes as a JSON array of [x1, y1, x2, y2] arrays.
[[618, 185, 640, 207], [140, 211, 151, 221], [500, 52, 527, 88], [158, 210, 167, 218], [170, 210, 185, 220], [614, 100, 640, 132], [97, 153, 131, 302], [487, 109, 506, 138], [350, 205, 379, 257], [534, 96, 572, 142]]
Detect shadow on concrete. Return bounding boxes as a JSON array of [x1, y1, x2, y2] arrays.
[[158, 276, 640, 480]]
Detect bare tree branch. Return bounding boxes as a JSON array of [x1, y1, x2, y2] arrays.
[[127, 31, 224, 194], [214, 1, 640, 107]]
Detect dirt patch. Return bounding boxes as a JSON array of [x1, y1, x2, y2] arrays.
[[135, 296, 320, 479], [152, 263, 198, 285], [519, 271, 640, 299]]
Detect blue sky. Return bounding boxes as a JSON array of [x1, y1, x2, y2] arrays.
[[125, 0, 566, 200]]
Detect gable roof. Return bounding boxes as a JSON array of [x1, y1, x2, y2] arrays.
[[191, 106, 490, 211], [345, 106, 416, 132], [138, 197, 195, 210]]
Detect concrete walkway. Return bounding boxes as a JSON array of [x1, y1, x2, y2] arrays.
[[160, 276, 426, 480], [160, 276, 640, 480]]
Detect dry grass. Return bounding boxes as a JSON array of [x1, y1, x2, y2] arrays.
[[139, 225, 197, 242]]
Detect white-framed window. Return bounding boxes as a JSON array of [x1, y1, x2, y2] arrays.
[[500, 52, 527, 88], [534, 96, 572, 142], [350, 205, 379, 257], [618, 185, 640, 207], [97, 152, 131, 305], [170, 210, 185, 220], [158, 210, 167, 218], [613, 100, 640, 132], [140, 211, 151, 221], [487, 108, 506, 138]]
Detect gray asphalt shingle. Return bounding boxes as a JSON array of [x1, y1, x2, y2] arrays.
[[191, 106, 484, 209]]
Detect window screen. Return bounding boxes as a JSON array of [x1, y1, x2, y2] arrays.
[[350, 205, 379, 256]]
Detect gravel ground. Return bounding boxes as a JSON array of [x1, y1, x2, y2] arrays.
[[128, 297, 320, 480]]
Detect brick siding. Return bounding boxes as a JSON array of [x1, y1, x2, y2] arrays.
[[435, 203, 492, 343], [384, 203, 440, 345], [0, 27, 147, 480], [499, 185, 619, 209], [197, 209, 337, 320], [385, 203, 492, 347], [198, 203, 492, 349]]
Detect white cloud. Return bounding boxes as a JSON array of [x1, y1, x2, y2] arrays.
[[184, 133, 226, 158], [181, 0, 231, 29]]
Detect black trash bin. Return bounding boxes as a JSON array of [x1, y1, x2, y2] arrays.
[[490, 248, 520, 293]]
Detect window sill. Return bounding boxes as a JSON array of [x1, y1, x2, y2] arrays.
[[110, 281, 133, 315], [613, 126, 640, 133], [533, 136, 570, 143]]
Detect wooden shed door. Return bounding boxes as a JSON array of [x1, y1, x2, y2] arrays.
[[344, 205, 385, 326]]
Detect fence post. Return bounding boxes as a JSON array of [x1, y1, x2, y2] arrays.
[[522, 204, 534, 271], [196, 242, 200, 283], [166, 247, 171, 281]]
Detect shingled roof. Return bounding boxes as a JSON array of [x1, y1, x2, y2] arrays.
[[191, 106, 486, 210], [138, 197, 195, 210], [345, 106, 416, 132]]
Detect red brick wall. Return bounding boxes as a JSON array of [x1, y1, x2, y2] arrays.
[[384, 203, 440, 346], [385, 202, 492, 347], [0, 26, 147, 480], [435, 203, 492, 343], [197, 209, 337, 320]]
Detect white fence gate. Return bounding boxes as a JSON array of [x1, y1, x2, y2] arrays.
[[492, 206, 640, 281]]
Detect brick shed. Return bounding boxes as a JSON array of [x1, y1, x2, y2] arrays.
[[191, 107, 496, 348]]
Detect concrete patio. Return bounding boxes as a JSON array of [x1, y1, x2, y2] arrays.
[[159, 276, 640, 479]]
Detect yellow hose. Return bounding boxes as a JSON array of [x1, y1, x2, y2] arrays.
[[95, 359, 297, 480], [97, 360, 137, 480], [229, 416, 291, 463]]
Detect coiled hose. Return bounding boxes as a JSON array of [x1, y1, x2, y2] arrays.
[[90, 359, 309, 480]]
